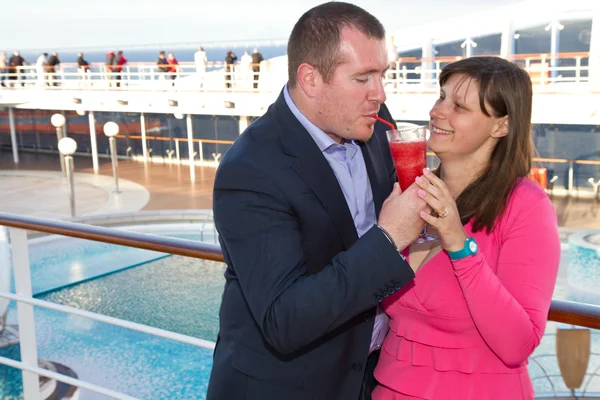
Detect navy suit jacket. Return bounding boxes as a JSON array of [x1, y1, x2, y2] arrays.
[[207, 91, 415, 400]]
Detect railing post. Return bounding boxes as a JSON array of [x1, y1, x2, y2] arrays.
[[541, 54, 548, 85], [175, 139, 180, 163], [568, 161, 575, 194], [9, 227, 41, 400], [198, 140, 204, 164], [8, 107, 19, 164], [186, 114, 195, 182], [88, 111, 99, 173], [140, 112, 148, 163]]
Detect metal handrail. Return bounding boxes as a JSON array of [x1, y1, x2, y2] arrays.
[[0, 212, 223, 262], [549, 299, 600, 329], [1, 50, 598, 95], [0, 356, 137, 400], [1, 212, 600, 329], [0, 292, 216, 350]]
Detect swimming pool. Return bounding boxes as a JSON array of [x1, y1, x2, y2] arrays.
[[1, 230, 599, 399], [1, 225, 223, 399]]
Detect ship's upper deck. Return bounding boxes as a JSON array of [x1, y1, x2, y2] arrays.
[[0, 50, 599, 126]]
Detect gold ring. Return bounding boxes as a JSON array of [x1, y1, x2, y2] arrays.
[[439, 209, 449, 219]]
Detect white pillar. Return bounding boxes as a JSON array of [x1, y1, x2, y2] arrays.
[[546, 21, 563, 79], [186, 114, 195, 182], [10, 228, 41, 400], [461, 37, 477, 59], [590, 4, 600, 88], [500, 21, 515, 60], [140, 112, 148, 162], [239, 116, 250, 134], [421, 38, 434, 88], [88, 111, 99, 173], [0, 227, 10, 330], [8, 107, 19, 163]]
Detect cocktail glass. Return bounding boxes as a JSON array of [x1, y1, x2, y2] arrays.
[[386, 126, 436, 243]]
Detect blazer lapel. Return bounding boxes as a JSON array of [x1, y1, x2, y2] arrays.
[[361, 109, 397, 218], [360, 140, 385, 218], [272, 93, 358, 249]]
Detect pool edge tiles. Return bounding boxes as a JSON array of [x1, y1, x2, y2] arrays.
[[568, 230, 600, 304]]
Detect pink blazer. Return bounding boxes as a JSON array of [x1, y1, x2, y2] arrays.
[[373, 179, 561, 400]]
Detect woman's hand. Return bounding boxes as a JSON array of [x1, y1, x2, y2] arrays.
[[415, 168, 468, 252]]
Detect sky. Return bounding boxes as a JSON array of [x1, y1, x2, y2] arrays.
[[1, 0, 531, 51]]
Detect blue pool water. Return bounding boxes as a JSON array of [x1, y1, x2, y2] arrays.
[[1, 233, 600, 398], [1, 230, 224, 400]]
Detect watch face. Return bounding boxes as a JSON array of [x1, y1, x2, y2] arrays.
[[469, 241, 478, 253]]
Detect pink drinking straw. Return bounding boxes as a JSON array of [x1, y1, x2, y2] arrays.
[[373, 115, 399, 140]]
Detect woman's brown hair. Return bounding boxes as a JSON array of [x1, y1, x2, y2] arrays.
[[437, 56, 533, 232]]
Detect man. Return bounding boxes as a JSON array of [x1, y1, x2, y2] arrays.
[[251, 47, 264, 89], [77, 52, 90, 86], [35, 52, 48, 87], [156, 51, 169, 78], [240, 50, 252, 82], [224, 50, 237, 89], [0, 51, 7, 87], [8, 52, 26, 87], [77, 52, 90, 72], [207, 2, 428, 400], [113, 50, 127, 88], [46, 52, 60, 87], [194, 46, 208, 88]]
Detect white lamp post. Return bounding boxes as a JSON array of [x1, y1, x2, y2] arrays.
[[103, 121, 121, 193], [51, 113, 67, 174], [58, 137, 77, 217]]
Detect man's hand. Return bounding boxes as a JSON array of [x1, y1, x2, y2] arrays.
[[378, 182, 430, 253]]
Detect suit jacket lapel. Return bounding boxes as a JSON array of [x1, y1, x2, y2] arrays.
[[360, 140, 385, 218], [272, 92, 358, 249], [361, 108, 397, 218]]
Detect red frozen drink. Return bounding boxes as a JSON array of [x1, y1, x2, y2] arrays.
[[389, 141, 427, 191]]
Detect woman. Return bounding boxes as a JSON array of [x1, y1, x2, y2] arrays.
[[372, 56, 560, 399], [167, 52, 179, 82]]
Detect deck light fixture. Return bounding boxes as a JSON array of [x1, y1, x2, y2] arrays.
[[51, 113, 67, 174], [103, 122, 121, 193], [58, 137, 78, 217]]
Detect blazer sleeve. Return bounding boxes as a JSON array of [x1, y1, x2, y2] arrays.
[[214, 161, 415, 355], [451, 194, 560, 366]]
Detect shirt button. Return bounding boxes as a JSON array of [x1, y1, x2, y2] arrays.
[[352, 362, 362, 372], [362, 312, 372, 322]]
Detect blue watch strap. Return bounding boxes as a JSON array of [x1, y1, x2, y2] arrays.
[[448, 237, 478, 260]]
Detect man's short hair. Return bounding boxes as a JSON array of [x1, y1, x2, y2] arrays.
[[287, 2, 385, 88]]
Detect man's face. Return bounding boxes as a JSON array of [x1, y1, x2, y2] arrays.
[[313, 28, 388, 143]]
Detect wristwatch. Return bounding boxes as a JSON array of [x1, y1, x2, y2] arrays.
[[448, 237, 478, 260]]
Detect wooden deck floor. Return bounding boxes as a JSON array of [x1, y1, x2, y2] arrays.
[[2, 149, 600, 229], [0, 150, 215, 211]]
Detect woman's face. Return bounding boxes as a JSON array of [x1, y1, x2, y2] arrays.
[[428, 73, 507, 164]]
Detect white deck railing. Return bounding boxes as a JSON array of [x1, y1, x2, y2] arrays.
[[0, 214, 221, 400], [2, 213, 600, 399], [1, 52, 598, 95]]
